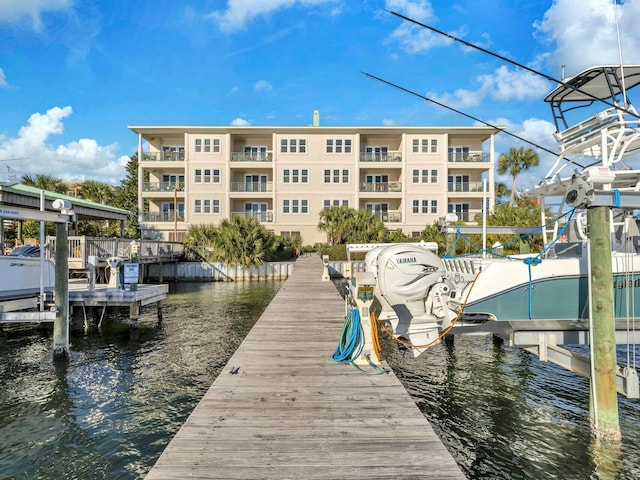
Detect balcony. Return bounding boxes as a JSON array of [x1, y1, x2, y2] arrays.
[[448, 151, 488, 163], [360, 151, 402, 162], [230, 152, 273, 162], [447, 181, 484, 193], [142, 212, 184, 222], [359, 182, 402, 193], [370, 211, 402, 223], [231, 211, 274, 222], [142, 151, 185, 162], [230, 182, 273, 193], [142, 181, 185, 192]]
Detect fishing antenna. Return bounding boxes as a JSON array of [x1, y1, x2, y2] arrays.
[[387, 9, 640, 121], [362, 71, 587, 169]]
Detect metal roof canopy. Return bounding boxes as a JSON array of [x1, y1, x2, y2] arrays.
[[544, 65, 640, 131], [0, 183, 130, 222]]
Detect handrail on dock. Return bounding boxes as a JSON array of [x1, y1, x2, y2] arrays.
[[45, 236, 184, 270]]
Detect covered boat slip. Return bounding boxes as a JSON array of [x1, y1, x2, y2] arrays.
[[145, 255, 465, 480]]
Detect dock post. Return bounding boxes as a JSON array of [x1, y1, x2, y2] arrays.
[[588, 206, 620, 441], [130, 302, 139, 329], [53, 223, 69, 358]]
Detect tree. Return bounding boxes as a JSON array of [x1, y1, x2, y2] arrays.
[[21, 174, 67, 194], [112, 155, 140, 238], [497, 147, 539, 205], [78, 180, 114, 204], [348, 209, 387, 244], [213, 216, 272, 268], [495, 182, 511, 205], [317, 206, 352, 245]]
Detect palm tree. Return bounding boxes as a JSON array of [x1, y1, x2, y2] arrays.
[[495, 182, 512, 205], [348, 209, 387, 244], [317, 206, 352, 245], [21, 174, 67, 194], [215, 216, 270, 268], [497, 147, 539, 205], [78, 180, 114, 204]]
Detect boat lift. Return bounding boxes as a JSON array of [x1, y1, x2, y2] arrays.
[[0, 195, 75, 357]]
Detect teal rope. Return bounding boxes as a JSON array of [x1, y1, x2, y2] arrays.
[[332, 308, 364, 363], [332, 309, 389, 375]]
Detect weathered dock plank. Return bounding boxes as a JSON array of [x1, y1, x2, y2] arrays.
[[144, 256, 464, 479]]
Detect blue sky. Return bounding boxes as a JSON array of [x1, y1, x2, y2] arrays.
[[0, 0, 639, 187]]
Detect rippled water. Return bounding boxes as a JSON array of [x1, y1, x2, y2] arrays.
[[2, 280, 639, 479], [383, 334, 640, 480], [0, 281, 282, 480]]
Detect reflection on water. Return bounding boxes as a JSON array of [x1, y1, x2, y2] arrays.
[[383, 334, 640, 480], [2, 280, 639, 479], [0, 281, 282, 480]]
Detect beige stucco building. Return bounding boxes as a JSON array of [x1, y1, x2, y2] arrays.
[[130, 116, 498, 244]]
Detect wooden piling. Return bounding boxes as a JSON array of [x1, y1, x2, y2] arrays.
[[588, 206, 621, 441], [53, 223, 69, 357]]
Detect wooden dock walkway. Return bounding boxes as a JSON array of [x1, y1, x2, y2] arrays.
[[145, 256, 465, 479]]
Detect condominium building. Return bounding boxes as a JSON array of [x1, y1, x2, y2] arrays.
[[130, 113, 498, 244]]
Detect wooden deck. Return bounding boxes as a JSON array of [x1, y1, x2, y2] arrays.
[[145, 256, 465, 479]]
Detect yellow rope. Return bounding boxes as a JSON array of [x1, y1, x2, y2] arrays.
[[374, 270, 483, 350], [369, 311, 384, 362]]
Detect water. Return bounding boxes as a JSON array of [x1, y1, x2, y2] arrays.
[[1, 282, 639, 479], [0, 281, 283, 479], [383, 334, 640, 480]]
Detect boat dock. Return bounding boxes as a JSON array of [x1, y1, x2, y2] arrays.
[[145, 255, 465, 479]]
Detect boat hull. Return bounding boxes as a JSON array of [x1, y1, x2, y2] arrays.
[[0, 256, 55, 301]]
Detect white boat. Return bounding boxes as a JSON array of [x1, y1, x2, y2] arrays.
[[349, 65, 640, 360], [0, 246, 55, 302]]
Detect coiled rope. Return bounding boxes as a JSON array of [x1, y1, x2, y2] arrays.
[[332, 308, 388, 374]]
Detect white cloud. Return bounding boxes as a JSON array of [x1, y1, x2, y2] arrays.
[[254, 80, 273, 91], [535, 0, 640, 77], [0, 68, 8, 87], [207, 0, 337, 34], [231, 117, 251, 126], [0, 106, 128, 184], [0, 0, 72, 30]]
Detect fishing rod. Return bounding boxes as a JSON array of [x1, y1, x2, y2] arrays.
[[387, 9, 640, 121], [362, 71, 589, 169]]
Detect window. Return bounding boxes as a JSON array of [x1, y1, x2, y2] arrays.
[[324, 169, 331, 183], [324, 199, 349, 209], [213, 139, 220, 153], [431, 139, 438, 153], [204, 139, 211, 153], [203, 169, 211, 183], [292, 169, 299, 183], [194, 199, 202, 213], [327, 138, 351, 153], [342, 169, 349, 183], [284, 169, 290, 183], [283, 199, 290, 214], [412, 169, 419, 183], [431, 200, 438, 214], [203, 199, 211, 213], [194, 169, 202, 183], [333, 169, 340, 183], [194, 139, 202, 153], [301, 169, 308, 183], [292, 199, 299, 213], [281, 139, 306, 153], [431, 169, 438, 183], [213, 199, 220, 213], [301, 199, 308, 214], [422, 200, 429, 213], [213, 169, 220, 183], [412, 200, 419, 214]]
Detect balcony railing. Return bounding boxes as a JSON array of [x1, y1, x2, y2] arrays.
[[448, 151, 488, 163], [142, 181, 185, 192], [359, 182, 402, 193], [142, 212, 184, 222], [360, 151, 402, 162], [230, 152, 273, 162], [230, 182, 273, 193], [231, 211, 274, 222], [447, 181, 484, 193], [142, 151, 185, 162], [448, 209, 483, 222], [369, 211, 402, 223]]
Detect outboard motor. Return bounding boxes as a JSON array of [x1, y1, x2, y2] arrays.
[[376, 244, 451, 356], [364, 246, 397, 322]]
